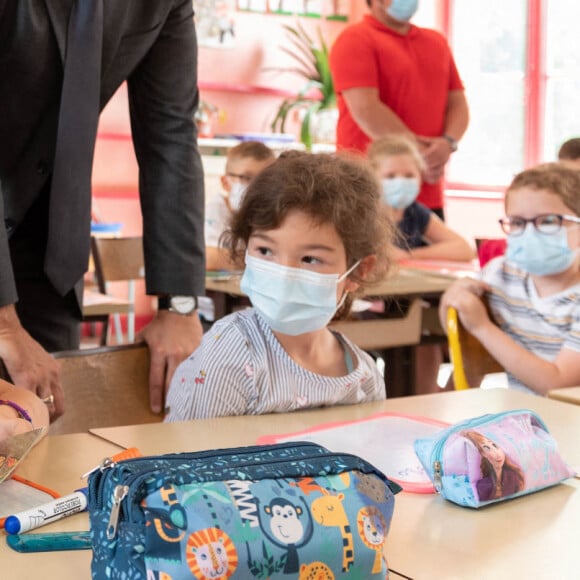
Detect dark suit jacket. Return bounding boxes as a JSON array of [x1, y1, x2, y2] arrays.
[[0, 0, 205, 305]]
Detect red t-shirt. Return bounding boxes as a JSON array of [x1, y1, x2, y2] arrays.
[[330, 15, 464, 209]]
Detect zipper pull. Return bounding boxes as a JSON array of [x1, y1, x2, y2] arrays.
[[433, 460, 443, 492], [106, 485, 129, 540], [81, 447, 142, 479]]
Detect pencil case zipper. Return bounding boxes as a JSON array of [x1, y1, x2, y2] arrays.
[[91, 441, 325, 510], [430, 408, 548, 491], [100, 446, 399, 540]]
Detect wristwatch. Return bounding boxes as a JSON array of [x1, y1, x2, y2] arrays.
[[442, 134, 459, 153], [158, 295, 198, 315]]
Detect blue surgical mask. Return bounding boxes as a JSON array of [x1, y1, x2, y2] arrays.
[[505, 225, 576, 276], [386, 0, 419, 22], [381, 177, 420, 209], [228, 182, 247, 211], [240, 254, 360, 335]]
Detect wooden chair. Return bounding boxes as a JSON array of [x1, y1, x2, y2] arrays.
[[446, 305, 503, 390], [49, 343, 162, 435], [90, 236, 145, 344]]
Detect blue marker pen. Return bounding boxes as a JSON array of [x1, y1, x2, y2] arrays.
[[4, 488, 88, 535]]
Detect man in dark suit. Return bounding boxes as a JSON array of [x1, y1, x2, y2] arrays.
[[0, 0, 205, 418]]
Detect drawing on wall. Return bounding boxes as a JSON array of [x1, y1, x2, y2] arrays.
[[236, 0, 347, 19], [195, 0, 237, 48]]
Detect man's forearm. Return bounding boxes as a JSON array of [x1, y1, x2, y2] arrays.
[[443, 90, 469, 142]]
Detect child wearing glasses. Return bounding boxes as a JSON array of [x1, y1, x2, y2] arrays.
[[440, 163, 580, 395], [205, 141, 275, 270], [166, 151, 395, 421]]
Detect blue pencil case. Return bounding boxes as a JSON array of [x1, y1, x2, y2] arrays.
[[88, 442, 401, 579], [414, 409, 575, 508]]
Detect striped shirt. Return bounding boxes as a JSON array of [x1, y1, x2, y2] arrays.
[[483, 257, 580, 395], [165, 309, 385, 421]]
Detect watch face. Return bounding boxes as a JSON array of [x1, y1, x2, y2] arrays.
[[170, 296, 196, 314]]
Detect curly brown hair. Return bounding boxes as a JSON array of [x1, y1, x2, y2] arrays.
[[223, 151, 395, 319], [506, 162, 580, 217]]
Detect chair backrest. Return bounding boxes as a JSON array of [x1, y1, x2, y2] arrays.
[[475, 238, 507, 268], [91, 236, 145, 290], [49, 343, 162, 435], [446, 301, 503, 390], [90, 236, 145, 343]]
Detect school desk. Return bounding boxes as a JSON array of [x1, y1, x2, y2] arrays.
[[547, 385, 580, 405], [1, 433, 123, 580], [90, 388, 580, 580]]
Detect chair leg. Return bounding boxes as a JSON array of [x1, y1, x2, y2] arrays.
[[113, 313, 123, 344], [100, 318, 110, 346]]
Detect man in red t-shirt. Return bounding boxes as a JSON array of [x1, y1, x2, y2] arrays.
[[330, 0, 469, 216]]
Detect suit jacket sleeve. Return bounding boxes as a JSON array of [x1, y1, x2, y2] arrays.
[[127, 0, 205, 297], [0, 183, 18, 306]]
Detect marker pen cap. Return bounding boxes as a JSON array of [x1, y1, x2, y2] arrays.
[[4, 515, 22, 534]]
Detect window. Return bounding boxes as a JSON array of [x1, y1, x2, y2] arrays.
[[443, 0, 578, 196]]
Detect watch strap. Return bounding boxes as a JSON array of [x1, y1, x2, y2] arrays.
[[442, 134, 458, 152]]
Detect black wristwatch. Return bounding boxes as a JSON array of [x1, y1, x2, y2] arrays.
[[442, 134, 459, 153], [158, 295, 198, 315]]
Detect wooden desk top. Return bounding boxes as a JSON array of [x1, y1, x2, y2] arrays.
[[1, 433, 123, 579], [91, 389, 580, 579], [82, 289, 131, 317], [547, 385, 580, 405]]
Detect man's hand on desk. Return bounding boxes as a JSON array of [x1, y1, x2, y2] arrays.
[[0, 305, 64, 420], [137, 310, 203, 414]]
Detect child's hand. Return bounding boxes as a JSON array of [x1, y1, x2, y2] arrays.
[[439, 278, 491, 334], [392, 246, 411, 261]]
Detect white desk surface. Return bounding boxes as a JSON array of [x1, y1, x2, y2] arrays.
[[1, 433, 123, 579], [90, 388, 580, 580]]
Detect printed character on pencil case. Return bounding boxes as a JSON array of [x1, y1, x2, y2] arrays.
[[139, 471, 392, 578]]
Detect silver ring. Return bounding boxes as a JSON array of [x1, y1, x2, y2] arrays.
[[42, 394, 55, 405]]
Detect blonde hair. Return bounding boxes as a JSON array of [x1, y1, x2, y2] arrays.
[[506, 162, 580, 216], [367, 135, 425, 172]]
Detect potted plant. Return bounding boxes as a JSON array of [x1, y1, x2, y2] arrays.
[[268, 23, 336, 150]]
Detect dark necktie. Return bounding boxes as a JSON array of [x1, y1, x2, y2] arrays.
[[44, 0, 104, 296]]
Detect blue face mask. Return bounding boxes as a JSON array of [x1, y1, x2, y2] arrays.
[[381, 177, 420, 209], [386, 0, 419, 22], [505, 225, 576, 276], [240, 254, 360, 336]]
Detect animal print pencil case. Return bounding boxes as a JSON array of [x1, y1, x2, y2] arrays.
[[414, 409, 576, 508], [88, 441, 401, 578]]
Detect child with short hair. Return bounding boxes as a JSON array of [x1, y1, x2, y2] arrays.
[[557, 137, 580, 168], [440, 163, 580, 395], [367, 135, 474, 394], [166, 151, 395, 421], [205, 141, 275, 270], [367, 135, 474, 261]]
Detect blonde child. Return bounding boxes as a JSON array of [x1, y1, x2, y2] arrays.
[[205, 141, 275, 270], [440, 163, 580, 395], [166, 151, 395, 421], [367, 135, 474, 261], [367, 135, 474, 394]]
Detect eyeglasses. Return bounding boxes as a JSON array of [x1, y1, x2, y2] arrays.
[[226, 172, 254, 184], [498, 213, 580, 236]]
